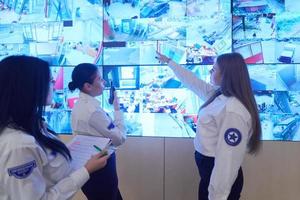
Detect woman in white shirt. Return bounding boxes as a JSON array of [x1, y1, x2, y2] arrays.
[[0, 55, 108, 200], [156, 52, 261, 200], [68, 63, 126, 200]]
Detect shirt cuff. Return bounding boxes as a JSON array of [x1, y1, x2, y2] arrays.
[[70, 167, 90, 189]]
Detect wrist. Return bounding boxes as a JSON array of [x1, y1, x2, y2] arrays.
[[166, 58, 171, 64], [84, 165, 93, 174], [114, 106, 120, 111]]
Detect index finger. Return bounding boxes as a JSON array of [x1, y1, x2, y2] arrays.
[[156, 51, 163, 56], [95, 152, 109, 159]]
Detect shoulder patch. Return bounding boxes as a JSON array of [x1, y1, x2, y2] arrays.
[[8, 160, 37, 179], [224, 128, 242, 146], [107, 122, 115, 130]]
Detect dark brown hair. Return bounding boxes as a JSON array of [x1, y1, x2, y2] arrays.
[[202, 53, 261, 154], [68, 63, 98, 92], [0, 56, 71, 160]]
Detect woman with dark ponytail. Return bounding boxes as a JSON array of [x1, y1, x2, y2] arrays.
[[0, 56, 108, 200], [69, 63, 126, 200], [156, 52, 261, 200]]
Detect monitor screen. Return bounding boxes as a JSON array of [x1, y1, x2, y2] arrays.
[[1, 0, 300, 140]]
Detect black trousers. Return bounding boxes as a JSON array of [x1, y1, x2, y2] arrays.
[[82, 153, 123, 200], [195, 151, 243, 200]]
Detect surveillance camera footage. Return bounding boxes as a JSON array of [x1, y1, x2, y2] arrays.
[[1, 0, 300, 140]]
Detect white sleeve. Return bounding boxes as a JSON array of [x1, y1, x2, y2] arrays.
[[168, 61, 215, 100], [208, 112, 249, 200], [88, 110, 126, 146], [1, 146, 89, 200]]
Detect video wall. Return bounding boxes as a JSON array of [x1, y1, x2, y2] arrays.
[[0, 0, 300, 141]]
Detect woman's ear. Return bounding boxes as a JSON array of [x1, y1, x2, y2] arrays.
[[82, 82, 92, 94]]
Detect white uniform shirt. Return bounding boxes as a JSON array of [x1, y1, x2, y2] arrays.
[[169, 62, 252, 200], [71, 92, 126, 146], [0, 128, 89, 200]]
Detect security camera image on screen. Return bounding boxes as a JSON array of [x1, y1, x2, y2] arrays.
[[232, 0, 300, 64], [248, 64, 300, 91], [255, 90, 300, 141], [0, 0, 103, 65], [103, 66, 140, 89], [44, 66, 75, 134], [1, 0, 300, 141]]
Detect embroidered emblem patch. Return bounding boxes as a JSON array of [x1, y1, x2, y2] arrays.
[[8, 160, 37, 179], [107, 122, 115, 130], [224, 128, 242, 146]]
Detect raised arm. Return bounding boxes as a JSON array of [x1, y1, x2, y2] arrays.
[[156, 52, 215, 101], [88, 94, 126, 146]]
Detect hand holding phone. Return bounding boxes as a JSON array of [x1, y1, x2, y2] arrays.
[[108, 81, 115, 105]]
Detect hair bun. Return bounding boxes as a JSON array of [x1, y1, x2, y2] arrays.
[[68, 81, 76, 91]]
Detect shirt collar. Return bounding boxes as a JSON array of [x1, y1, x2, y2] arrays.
[[217, 94, 227, 100], [79, 91, 100, 107]]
